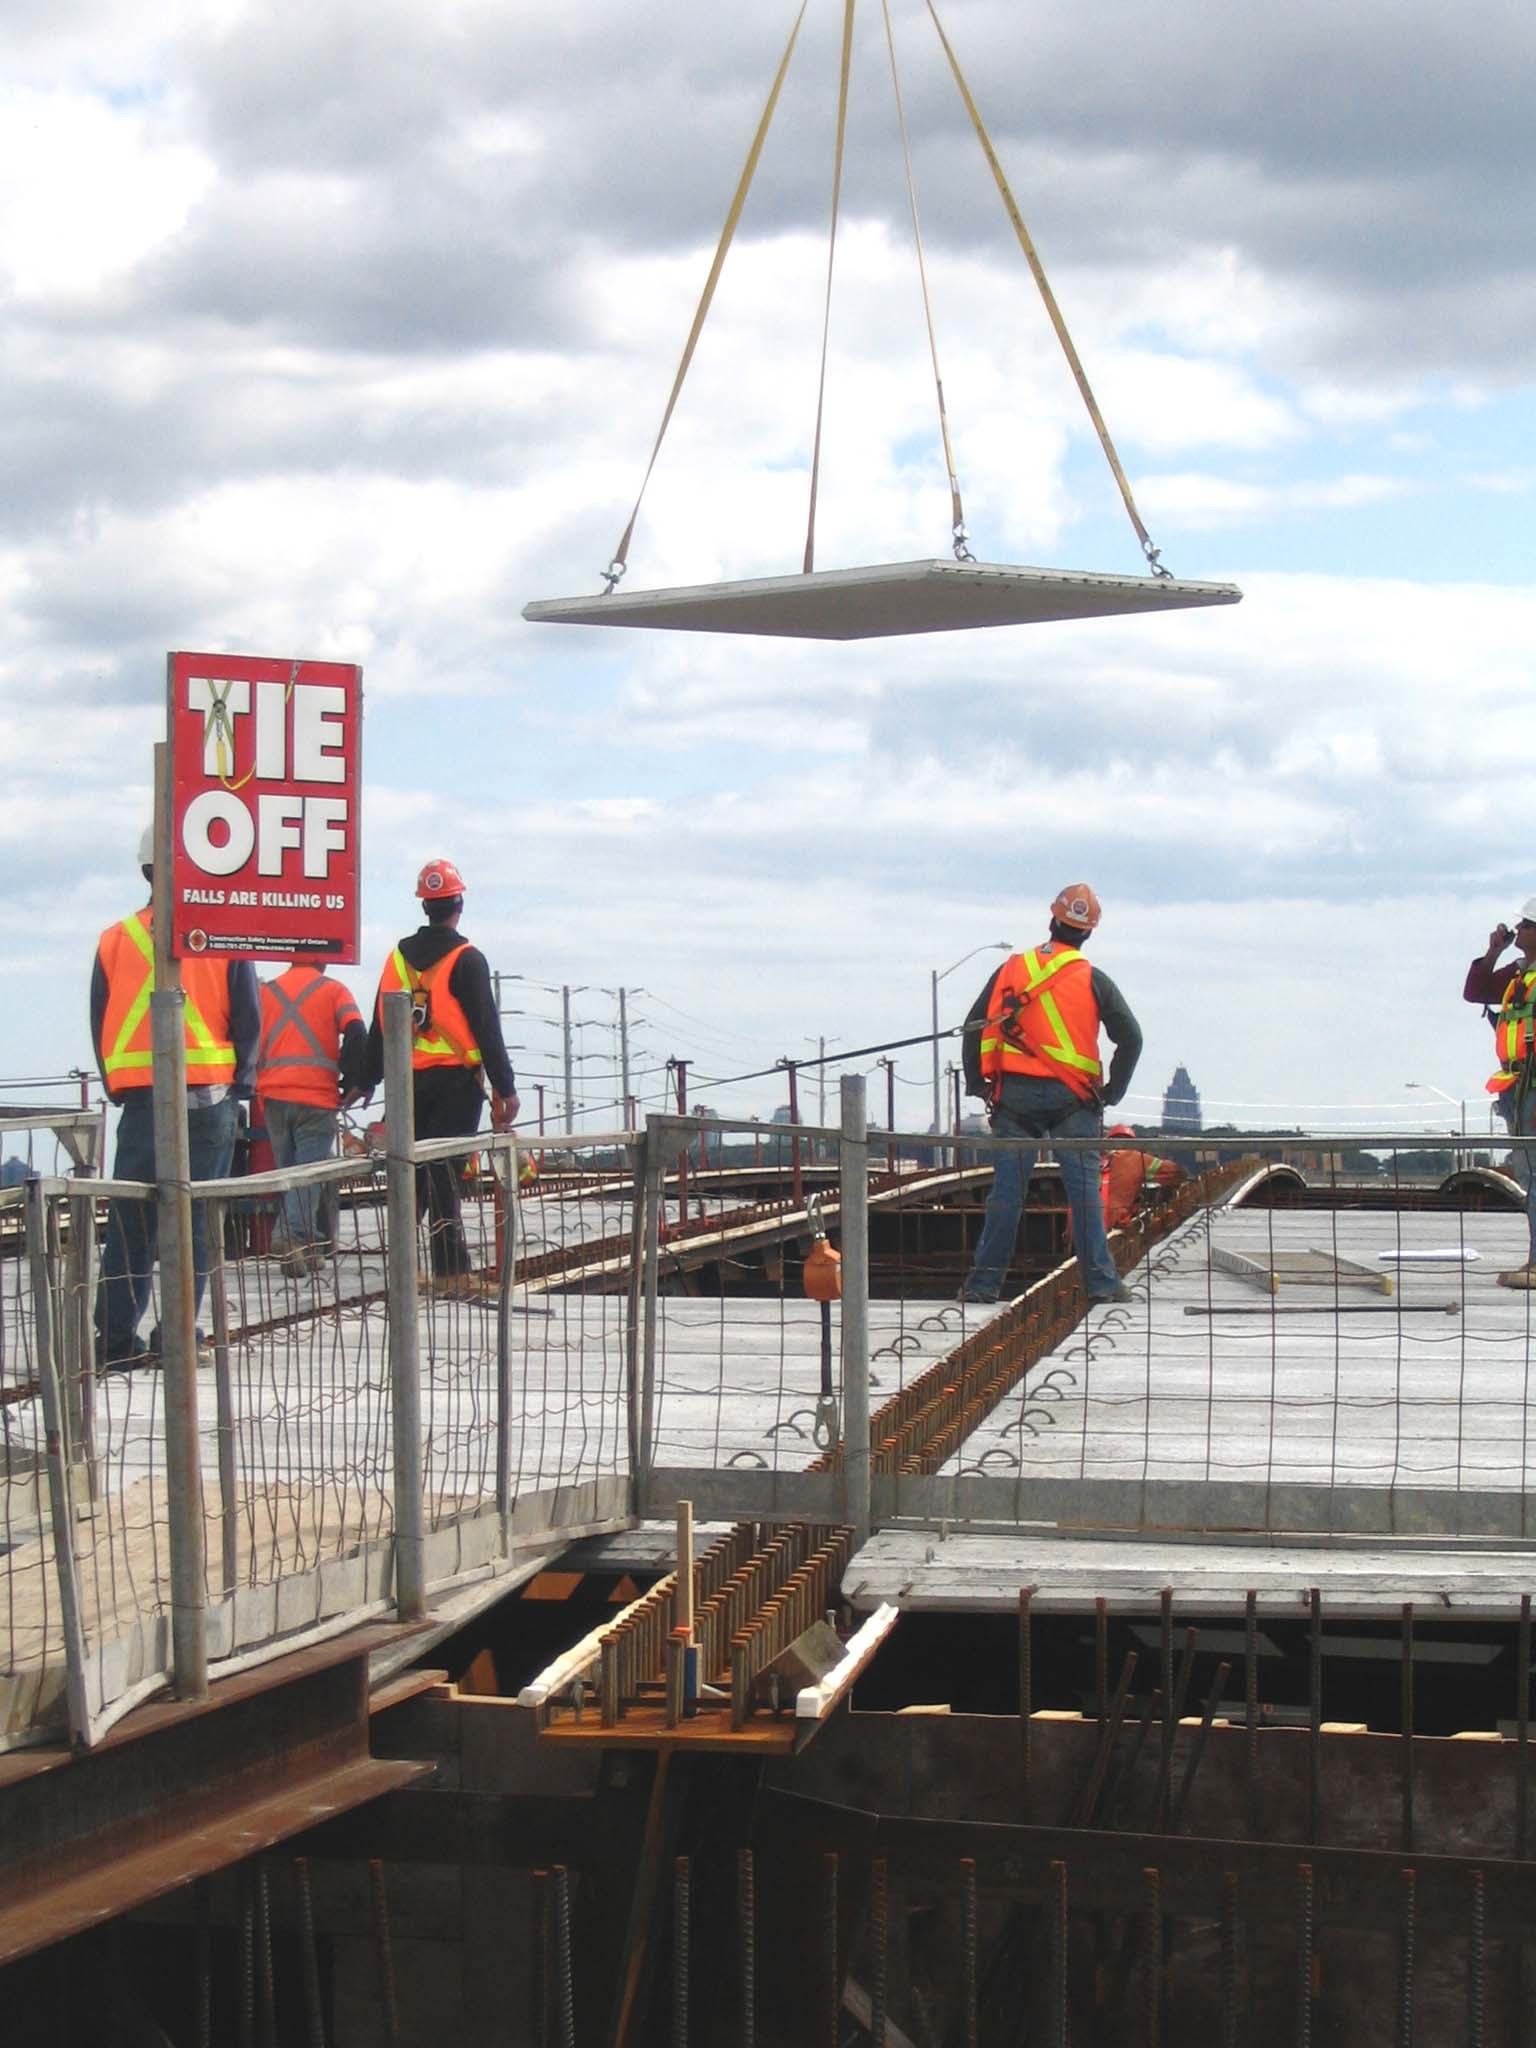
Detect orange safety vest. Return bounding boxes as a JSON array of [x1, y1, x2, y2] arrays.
[[96, 910, 236, 1094], [376, 943, 482, 1072], [1101, 1148, 1179, 1228], [978, 945, 1103, 1104], [1489, 965, 1536, 1096], [258, 967, 362, 1108]]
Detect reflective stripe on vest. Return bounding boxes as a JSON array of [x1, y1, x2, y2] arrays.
[[99, 912, 235, 1087], [978, 946, 1103, 1094], [1489, 966, 1536, 1095], [383, 944, 482, 1071], [259, 973, 340, 1078]]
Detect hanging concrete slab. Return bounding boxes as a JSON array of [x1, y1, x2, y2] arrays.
[[522, 558, 1241, 641]]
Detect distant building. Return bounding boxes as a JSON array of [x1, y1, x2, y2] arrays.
[[1162, 1066, 1202, 1133]]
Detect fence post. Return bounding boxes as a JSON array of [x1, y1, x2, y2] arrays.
[[636, 1123, 664, 1515], [839, 1074, 872, 1545], [64, 1187, 100, 1505], [623, 1134, 647, 1504], [383, 992, 426, 1622], [496, 1135, 522, 1555], [26, 1182, 93, 1747], [152, 988, 208, 1700], [204, 1198, 240, 1601]]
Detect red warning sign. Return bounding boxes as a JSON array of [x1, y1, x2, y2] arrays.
[[168, 651, 363, 963]]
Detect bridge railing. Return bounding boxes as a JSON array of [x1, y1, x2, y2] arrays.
[[0, 1120, 637, 1751], [635, 1099, 1536, 1549]]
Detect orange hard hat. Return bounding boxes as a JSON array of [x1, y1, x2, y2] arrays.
[[416, 858, 466, 900], [1109, 1124, 1135, 1139], [1050, 882, 1101, 931]]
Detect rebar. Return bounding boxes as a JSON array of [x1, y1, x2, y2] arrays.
[[1095, 1596, 1109, 1721], [293, 1857, 327, 2048], [531, 1869, 550, 2048], [961, 1857, 979, 2048], [1019, 1584, 1035, 1817], [1141, 1865, 1162, 2048], [255, 1861, 277, 2048], [553, 1863, 575, 2048], [1308, 1588, 1322, 1845], [1398, 1866, 1416, 2048], [1220, 1871, 1240, 2048], [239, 1868, 256, 2048], [673, 1855, 691, 2048], [1519, 1593, 1531, 1860], [1469, 1867, 1486, 2048], [368, 1859, 401, 2048], [1401, 1603, 1415, 1852], [738, 1847, 757, 2048], [869, 1856, 888, 2047], [194, 1876, 212, 2048], [823, 1853, 840, 2048], [1295, 1862, 1314, 2048], [1050, 1859, 1069, 2048]]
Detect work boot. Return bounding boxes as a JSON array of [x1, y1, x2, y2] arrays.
[[1089, 1280, 1135, 1306], [1497, 1264, 1536, 1290], [279, 1248, 310, 1282]]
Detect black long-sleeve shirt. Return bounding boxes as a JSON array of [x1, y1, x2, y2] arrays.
[[363, 926, 516, 1097], [961, 951, 1143, 1107], [90, 907, 261, 1101]]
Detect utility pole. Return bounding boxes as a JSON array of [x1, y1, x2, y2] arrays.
[[817, 1036, 827, 1128], [618, 987, 632, 1126], [672, 1058, 690, 1224], [561, 984, 575, 1134]]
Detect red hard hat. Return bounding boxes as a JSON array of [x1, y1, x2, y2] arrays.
[[416, 858, 465, 900], [1050, 882, 1101, 931], [1109, 1124, 1135, 1138]]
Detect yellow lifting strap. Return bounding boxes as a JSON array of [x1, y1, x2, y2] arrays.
[[803, 0, 857, 576], [924, 0, 1170, 577], [603, 3, 810, 593], [880, 0, 971, 559]]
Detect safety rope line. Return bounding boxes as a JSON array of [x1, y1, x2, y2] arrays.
[[880, 0, 972, 562], [924, 0, 1171, 577], [803, 0, 858, 576], [198, 660, 301, 790], [601, 3, 810, 594]]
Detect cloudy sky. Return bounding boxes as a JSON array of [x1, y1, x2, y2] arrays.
[[4, 0, 1533, 1139]]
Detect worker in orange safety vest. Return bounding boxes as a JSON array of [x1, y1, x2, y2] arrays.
[[364, 860, 519, 1281], [959, 884, 1143, 1308], [91, 827, 261, 1371], [1464, 900, 1536, 1287], [257, 959, 369, 1279], [1101, 1126, 1186, 1230]]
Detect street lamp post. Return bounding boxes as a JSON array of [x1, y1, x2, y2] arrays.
[[1405, 1081, 1468, 1170], [932, 942, 1012, 1163]]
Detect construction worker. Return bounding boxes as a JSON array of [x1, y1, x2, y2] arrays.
[[257, 958, 369, 1278], [1465, 903, 1536, 1287], [91, 828, 261, 1371], [365, 860, 519, 1281], [1102, 1125, 1186, 1230], [958, 884, 1142, 1307]]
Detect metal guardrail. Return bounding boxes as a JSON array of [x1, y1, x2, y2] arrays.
[[5, 1068, 1534, 1752]]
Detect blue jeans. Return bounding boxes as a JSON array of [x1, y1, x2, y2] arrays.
[[965, 1080, 1121, 1300], [1498, 1088, 1536, 1258], [262, 1098, 339, 1252], [94, 1091, 239, 1365]]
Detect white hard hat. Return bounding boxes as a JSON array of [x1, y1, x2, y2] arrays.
[[1521, 897, 1536, 924], [138, 825, 154, 868]]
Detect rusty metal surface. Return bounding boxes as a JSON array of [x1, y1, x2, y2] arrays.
[[0, 1623, 430, 1967]]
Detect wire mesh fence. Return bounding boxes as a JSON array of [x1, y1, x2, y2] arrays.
[[0, 1127, 636, 1751], [636, 1112, 1536, 1542]]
